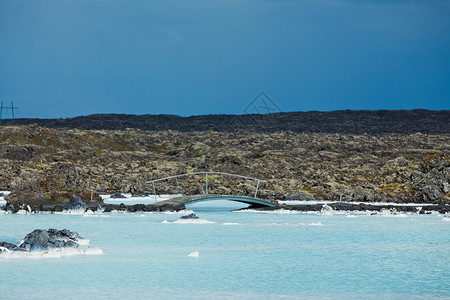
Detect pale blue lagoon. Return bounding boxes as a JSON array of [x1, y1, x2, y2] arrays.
[[1, 202, 449, 299]]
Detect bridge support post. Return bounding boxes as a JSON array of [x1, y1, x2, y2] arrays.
[[205, 172, 208, 194], [254, 180, 260, 198]]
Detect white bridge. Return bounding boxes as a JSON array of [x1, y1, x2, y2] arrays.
[[147, 172, 279, 208]]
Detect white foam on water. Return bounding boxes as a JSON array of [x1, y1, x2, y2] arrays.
[[237, 209, 304, 214], [378, 211, 409, 217], [0, 246, 103, 260], [62, 209, 86, 215], [0, 247, 11, 253], [268, 222, 290, 226], [162, 209, 194, 215], [320, 204, 334, 215], [43, 248, 83, 257], [0, 191, 9, 207], [83, 213, 110, 218], [162, 218, 215, 224], [442, 217, 450, 222], [187, 251, 199, 257], [77, 239, 90, 246], [280, 200, 437, 207], [101, 193, 183, 205], [0, 251, 41, 259], [174, 218, 215, 224], [279, 200, 333, 205], [308, 222, 322, 226], [84, 247, 104, 255], [223, 222, 240, 226]]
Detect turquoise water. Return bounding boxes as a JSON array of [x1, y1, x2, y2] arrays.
[[1, 202, 449, 299]]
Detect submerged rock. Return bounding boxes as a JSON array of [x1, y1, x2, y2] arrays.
[[179, 213, 199, 220]]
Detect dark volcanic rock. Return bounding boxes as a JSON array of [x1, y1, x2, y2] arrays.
[[6, 204, 15, 214], [3, 110, 450, 135], [128, 204, 145, 212], [110, 192, 127, 199], [175, 203, 186, 211], [159, 204, 175, 211], [179, 213, 199, 220], [18, 229, 82, 251], [289, 192, 314, 201], [145, 205, 159, 212], [102, 204, 116, 213], [54, 205, 64, 212], [63, 195, 87, 211], [0, 242, 20, 252]]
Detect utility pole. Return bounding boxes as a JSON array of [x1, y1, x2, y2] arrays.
[[0, 101, 18, 126], [11, 102, 15, 125]]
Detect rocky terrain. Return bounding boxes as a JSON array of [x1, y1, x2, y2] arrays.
[[0, 124, 449, 211], [3, 109, 450, 135]]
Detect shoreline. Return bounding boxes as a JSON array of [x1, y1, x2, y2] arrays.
[[3, 191, 450, 214], [2, 201, 449, 214]]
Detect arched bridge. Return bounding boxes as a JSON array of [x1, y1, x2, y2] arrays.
[[147, 172, 279, 209], [153, 194, 279, 209]]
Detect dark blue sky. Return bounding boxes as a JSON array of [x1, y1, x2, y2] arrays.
[[1, 0, 449, 118]]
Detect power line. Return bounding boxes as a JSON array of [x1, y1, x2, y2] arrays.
[[0, 101, 19, 126]]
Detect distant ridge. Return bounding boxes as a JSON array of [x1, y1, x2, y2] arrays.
[[2, 109, 449, 135]]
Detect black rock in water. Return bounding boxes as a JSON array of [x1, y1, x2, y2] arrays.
[[63, 195, 87, 211], [110, 192, 127, 199], [6, 205, 15, 214], [0, 242, 20, 252], [18, 229, 82, 252], [131, 193, 151, 198], [179, 213, 199, 220]]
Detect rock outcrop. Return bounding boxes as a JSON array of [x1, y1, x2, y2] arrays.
[[63, 195, 87, 212], [0, 242, 20, 252], [179, 213, 199, 220], [0, 229, 83, 253]]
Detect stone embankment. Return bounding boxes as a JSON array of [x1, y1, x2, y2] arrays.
[[0, 125, 449, 211]]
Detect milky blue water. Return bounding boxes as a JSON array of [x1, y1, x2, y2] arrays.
[[1, 202, 449, 299]]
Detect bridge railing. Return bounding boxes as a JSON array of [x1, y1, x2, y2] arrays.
[[147, 172, 264, 199]]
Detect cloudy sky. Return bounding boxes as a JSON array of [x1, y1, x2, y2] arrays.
[[1, 0, 449, 118]]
